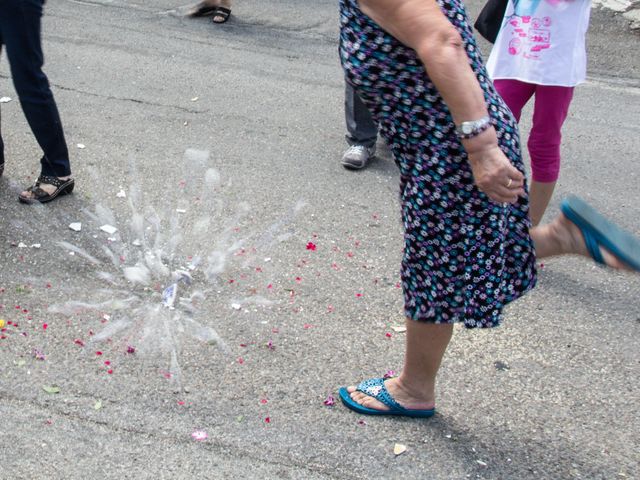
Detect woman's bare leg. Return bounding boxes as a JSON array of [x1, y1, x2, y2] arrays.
[[529, 180, 556, 226], [347, 321, 453, 411]]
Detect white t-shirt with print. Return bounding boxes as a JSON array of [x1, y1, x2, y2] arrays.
[[486, 0, 592, 87]]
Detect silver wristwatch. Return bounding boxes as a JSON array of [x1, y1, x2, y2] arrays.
[[455, 115, 492, 139]]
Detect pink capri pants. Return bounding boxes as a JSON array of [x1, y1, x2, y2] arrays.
[[494, 79, 574, 183]]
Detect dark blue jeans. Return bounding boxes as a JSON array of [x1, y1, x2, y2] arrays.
[[0, 0, 71, 176]]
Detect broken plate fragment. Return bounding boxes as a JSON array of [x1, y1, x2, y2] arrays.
[[99, 224, 118, 235], [393, 443, 407, 456], [69, 222, 82, 232]]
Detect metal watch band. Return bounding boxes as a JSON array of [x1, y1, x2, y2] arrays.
[[455, 115, 492, 140]]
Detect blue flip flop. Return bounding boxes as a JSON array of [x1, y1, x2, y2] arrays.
[[561, 196, 640, 271], [339, 378, 436, 418]]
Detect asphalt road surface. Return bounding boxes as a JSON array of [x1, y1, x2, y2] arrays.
[[1, 1, 639, 479]]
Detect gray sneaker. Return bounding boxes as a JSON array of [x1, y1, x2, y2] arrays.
[[341, 144, 376, 170]]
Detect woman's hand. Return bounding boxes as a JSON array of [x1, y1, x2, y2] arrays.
[[467, 144, 525, 204]]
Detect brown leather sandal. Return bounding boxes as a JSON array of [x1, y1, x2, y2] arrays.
[[19, 175, 75, 204]]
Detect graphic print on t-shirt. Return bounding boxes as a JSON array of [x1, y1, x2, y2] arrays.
[[505, 0, 575, 61]]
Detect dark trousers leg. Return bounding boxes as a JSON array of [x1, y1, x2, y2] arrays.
[[344, 83, 378, 148], [0, 0, 71, 176]]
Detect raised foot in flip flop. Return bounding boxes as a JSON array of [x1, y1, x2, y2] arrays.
[[535, 196, 640, 272], [340, 377, 436, 417]]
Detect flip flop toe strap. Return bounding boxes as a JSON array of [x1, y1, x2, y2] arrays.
[[356, 378, 405, 411], [582, 228, 605, 265]]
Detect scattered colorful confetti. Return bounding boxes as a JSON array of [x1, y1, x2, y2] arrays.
[[191, 430, 208, 441], [323, 394, 335, 407]]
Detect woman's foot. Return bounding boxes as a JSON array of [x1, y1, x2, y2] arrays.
[[19, 175, 75, 204], [535, 213, 632, 271], [346, 376, 435, 412], [212, 6, 231, 23]]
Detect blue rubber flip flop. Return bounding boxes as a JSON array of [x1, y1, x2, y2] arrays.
[[339, 378, 436, 418], [560, 196, 640, 271]]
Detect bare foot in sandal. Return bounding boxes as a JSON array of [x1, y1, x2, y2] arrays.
[[19, 175, 75, 204]]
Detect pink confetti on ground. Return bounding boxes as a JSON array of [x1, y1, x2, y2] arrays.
[[385, 332, 392, 338], [191, 430, 208, 441], [260, 398, 268, 404], [264, 417, 271, 424], [323, 394, 335, 407], [306, 242, 317, 251], [237, 357, 244, 364], [355, 293, 363, 298], [383, 370, 396, 379], [95, 351, 103, 356], [42, 323, 48, 330], [303, 323, 313, 329], [126, 345, 136, 354]]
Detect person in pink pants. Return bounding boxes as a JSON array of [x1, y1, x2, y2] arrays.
[[487, 0, 592, 225]]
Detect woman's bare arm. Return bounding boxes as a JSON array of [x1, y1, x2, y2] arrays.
[[358, 0, 525, 203]]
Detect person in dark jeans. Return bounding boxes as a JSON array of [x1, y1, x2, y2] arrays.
[[0, 0, 74, 204], [341, 83, 378, 170]]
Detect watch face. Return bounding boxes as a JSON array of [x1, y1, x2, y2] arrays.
[[462, 124, 473, 134]]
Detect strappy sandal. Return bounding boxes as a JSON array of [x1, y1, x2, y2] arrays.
[[18, 175, 75, 204], [187, 1, 219, 17], [212, 7, 231, 24]]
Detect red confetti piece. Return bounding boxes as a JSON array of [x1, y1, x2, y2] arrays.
[[264, 417, 271, 423], [267, 283, 273, 289], [237, 357, 244, 364], [42, 323, 48, 330], [323, 394, 336, 406], [327, 305, 334, 313], [295, 277, 302, 283], [383, 370, 396, 379], [306, 242, 317, 251], [46, 283, 52, 288], [95, 351, 103, 356], [126, 345, 136, 354], [107, 369, 113, 374], [346, 252, 354, 258], [385, 332, 392, 338], [303, 323, 313, 329], [74, 339, 85, 347], [260, 399, 268, 404], [239, 343, 247, 347], [177, 400, 186, 406], [355, 293, 363, 298], [104, 361, 111, 366]]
